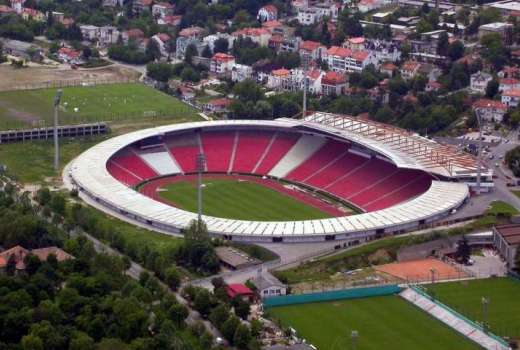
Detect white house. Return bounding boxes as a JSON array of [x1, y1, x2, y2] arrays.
[[152, 2, 174, 18], [151, 33, 171, 57], [210, 53, 235, 76], [324, 46, 377, 73], [499, 78, 520, 92], [257, 4, 278, 22], [502, 89, 520, 108], [297, 7, 320, 25], [473, 99, 507, 122], [231, 63, 253, 82], [232, 27, 271, 47], [470, 71, 493, 94], [251, 270, 287, 298]]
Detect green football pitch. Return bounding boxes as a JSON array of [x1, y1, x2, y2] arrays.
[[0, 83, 199, 129], [267, 295, 480, 350], [157, 178, 333, 221], [426, 277, 520, 339]]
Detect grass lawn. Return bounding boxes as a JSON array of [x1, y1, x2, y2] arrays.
[[157, 178, 332, 221], [267, 296, 480, 350], [486, 201, 519, 216], [0, 136, 108, 183], [426, 277, 520, 339], [0, 83, 200, 129]]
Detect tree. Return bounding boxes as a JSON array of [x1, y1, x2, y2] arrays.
[[233, 298, 250, 320], [221, 316, 240, 342], [168, 304, 189, 327], [213, 38, 229, 54], [193, 289, 212, 317], [480, 33, 510, 70], [485, 79, 499, 98], [201, 45, 212, 58], [35, 188, 51, 205], [253, 100, 272, 119], [233, 80, 264, 104], [209, 304, 230, 326], [146, 40, 161, 61], [184, 219, 209, 241], [21, 334, 43, 350], [456, 236, 471, 264], [180, 66, 200, 82], [184, 43, 198, 65], [83, 47, 92, 60], [437, 31, 449, 57], [233, 324, 251, 348], [164, 266, 181, 290], [146, 62, 174, 82], [448, 40, 465, 61], [49, 194, 65, 215], [6, 254, 16, 276]]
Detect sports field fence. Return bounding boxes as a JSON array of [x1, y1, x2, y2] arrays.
[[0, 77, 139, 92]]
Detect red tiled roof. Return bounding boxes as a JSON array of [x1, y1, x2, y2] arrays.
[[212, 52, 235, 62], [300, 40, 321, 52], [348, 36, 365, 44], [261, 4, 278, 14], [58, 47, 81, 59], [262, 20, 282, 28], [351, 50, 369, 61], [503, 88, 520, 97], [226, 284, 254, 298], [402, 60, 420, 72], [307, 69, 322, 80], [31, 247, 74, 262], [473, 98, 507, 110], [272, 68, 290, 76], [208, 98, 232, 107], [327, 46, 352, 58], [125, 28, 145, 38], [154, 2, 174, 8], [381, 62, 397, 71], [0, 5, 15, 12], [179, 26, 203, 38], [156, 32, 170, 42], [500, 78, 520, 85], [269, 34, 284, 43], [233, 27, 270, 37], [322, 71, 347, 85]]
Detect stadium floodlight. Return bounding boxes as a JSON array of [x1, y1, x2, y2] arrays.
[[196, 152, 206, 223], [53, 89, 63, 171]]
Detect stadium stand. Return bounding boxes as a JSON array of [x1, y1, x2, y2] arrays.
[[400, 288, 509, 350], [254, 132, 300, 174], [137, 146, 181, 175], [286, 139, 349, 182], [106, 161, 142, 186], [109, 151, 158, 180], [269, 134, 327, 178], [304, 151, 369, 189], [167, 132, 201, 173], [232, 131, 275, 173], [201, 130, 235, 173]]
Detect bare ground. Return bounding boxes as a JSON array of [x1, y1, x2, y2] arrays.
[[0, 64, 140, 91]]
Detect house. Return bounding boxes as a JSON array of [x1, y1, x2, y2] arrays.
[[279, 36, 300, 53], [267, 68, 291, 90], [418, 63, 442, 82], [501, 89, 520, 108], [80, 25, 99, 41], [57, 47, 82, 64], [498, 66, 520, 79], [132, 0, 153, 15], [262, 20, 284, 34], [358, 0, 385, 12], [102, 0, 123, 7], [257, 4, 278, 22], [297, 7, 319, 25], [0, 245, 73, 274], [21, 7, 44, 21], [210, 53, 235, 76], [203, 98, 233, 114], [0, 5, 15, 16], [299, 40, 324, 64], [380, 62, 397, 76], [400, 60, 421, 80], [226, 284, 255, 302], [178, 85, 195, 101], [203, 33, 234, 53], [152, 2, 174, 18], [344, 37, 365, 51], [158, 14, 182, 27], [324, 46, 376, 73], [472, 99, 507, 122], [321, 71, 347, 96], [251, 270, 287, 298], [499, 78, 520, 92], [470, 71, 493, 94], [478, 22, 514, 46], [175, 26, 205, 59], [214, 246, 260, 270], [122, 28, 145, 44], [232, 27, 271, 47], [493, 224, 520, 270], [426, 80, 442, 92], [306, 69, 325, 94], [231, 63, 253, 82], [268, 34, 284, 52], [151, 33, 171, 57]]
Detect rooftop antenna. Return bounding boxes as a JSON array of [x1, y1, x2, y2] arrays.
[[53, 89, 62, 172]]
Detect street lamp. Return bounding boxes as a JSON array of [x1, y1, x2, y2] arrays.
[[196, 152, 206, 223], [481, 296, 489, 333], [430, 268, 436, 285], [351, 330, 359, 350], [53, 89, 63, 172]]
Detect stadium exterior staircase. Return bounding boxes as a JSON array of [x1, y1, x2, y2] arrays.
[[399, 287, 511, 350]]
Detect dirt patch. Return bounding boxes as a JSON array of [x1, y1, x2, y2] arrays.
[[0, 65, 139, 91], [374, 258, 469, 282], [368, 249, 393, 265]]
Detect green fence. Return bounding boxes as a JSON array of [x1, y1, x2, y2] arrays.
[[263, 284, 402, 308]]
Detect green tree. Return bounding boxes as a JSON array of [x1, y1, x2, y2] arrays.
[[221, 316, 240, 342], [233, 324, 251, 348], [437, 31, 449, 56], [448, 40, 465, 61], [146, 39, 161, 61], [146, 62, 174, 82], [485, 79, 499, 98], [193, 289, 212, 317], [21, 334, 43, 350], [213, 37, 229, 53], [168, 303, 189, 327], [184, 43, 198, 65], [234, 298, 250, 320], [164, 266, 181, 290], [209, 304, 230, 326]]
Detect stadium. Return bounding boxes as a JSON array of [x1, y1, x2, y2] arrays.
[[67, 112, 486, 243]]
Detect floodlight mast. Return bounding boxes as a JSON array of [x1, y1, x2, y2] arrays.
[[53, 89, 63, 171], [196, 152, 206, 223]]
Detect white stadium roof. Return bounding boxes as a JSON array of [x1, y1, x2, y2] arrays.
[[68, 118, 469, 242]]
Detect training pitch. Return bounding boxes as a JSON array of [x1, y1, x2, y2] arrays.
[[426, 277, 520, 340], [0, 83, 199, 129], [268, 295, 479, 350], [152, 176, 337, 221]]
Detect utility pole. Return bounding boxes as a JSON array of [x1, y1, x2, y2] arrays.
[[53, 89, 63, 172], [481, 297, 489, 333], [196, 152, 206, 223], [351, 330, 359, 350]]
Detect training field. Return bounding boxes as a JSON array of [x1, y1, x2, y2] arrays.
[[147, 175, 339, 221], [426, 277, 520, 339], [0, 83, 200, 129], [268, 296, 480, 350]]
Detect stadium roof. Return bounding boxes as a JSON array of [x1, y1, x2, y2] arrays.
[[68, 119, 469, 241]]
